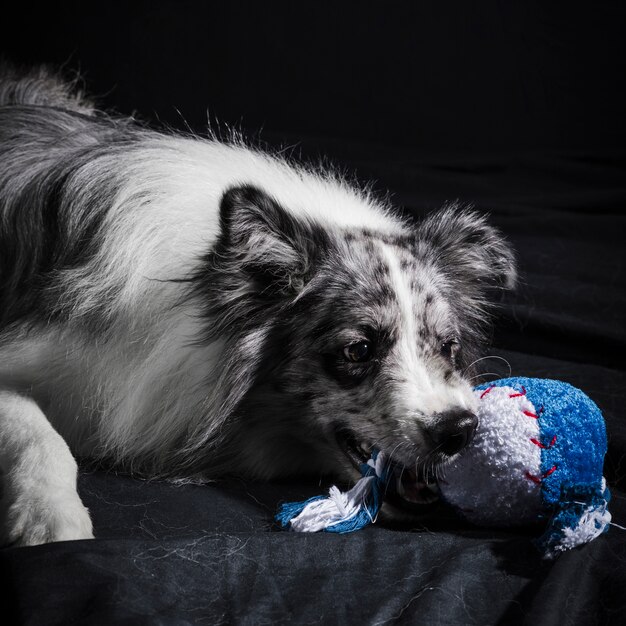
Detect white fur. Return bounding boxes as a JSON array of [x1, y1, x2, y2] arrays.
[[378, 242, 476, 423], [0, 391, 93, 545], [0, 138, 410, 544], [0, 140, 405, 457]]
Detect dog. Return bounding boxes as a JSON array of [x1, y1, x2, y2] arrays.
[[0, 65, 516, 545]]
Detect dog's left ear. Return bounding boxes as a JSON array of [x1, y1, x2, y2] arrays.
[[418, 204, 517, 293], [217, 185, 327, 296]]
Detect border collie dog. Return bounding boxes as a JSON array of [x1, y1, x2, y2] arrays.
[[0, 66, 516, 545]]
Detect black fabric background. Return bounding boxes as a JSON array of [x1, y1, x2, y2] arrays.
[[1, 2, 625, 624]]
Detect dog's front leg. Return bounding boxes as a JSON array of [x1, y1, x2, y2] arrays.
[[0, 391, 93, 546]]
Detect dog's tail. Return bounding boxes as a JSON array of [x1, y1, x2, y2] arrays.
[[0, 60, 94, 115]]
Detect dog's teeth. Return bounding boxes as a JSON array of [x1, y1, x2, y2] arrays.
[[356, 441, 370, 457], [396, 473, 405, 496], [425, 482, 440, 494]]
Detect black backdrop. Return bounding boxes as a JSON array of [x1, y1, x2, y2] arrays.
[[2, 2, 626, 624], [4, 1, 626, 153]]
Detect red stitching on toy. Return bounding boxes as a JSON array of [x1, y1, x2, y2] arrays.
[[530, 435, 557, 449], [480, 385, 496, 399], [543, 465, 557, 478], [525, 465, 558, 484], [525, 471, 541, 484], [508, 387, 558, 485], [509, 386, 527, 398]]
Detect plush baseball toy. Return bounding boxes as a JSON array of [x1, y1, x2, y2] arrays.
[[276, 377, 612, 558]]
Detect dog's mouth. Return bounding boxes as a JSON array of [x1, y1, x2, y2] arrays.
[[335, 428, 439, 507]]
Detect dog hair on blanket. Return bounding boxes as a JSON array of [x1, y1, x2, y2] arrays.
[[0, 63, 516, 545]]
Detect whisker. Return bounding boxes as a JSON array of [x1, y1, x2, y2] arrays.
[[385, 442, 410, 492], [464, 355, 512, 378], [467, 371, 501, 383], [385, 441, 405, 466]]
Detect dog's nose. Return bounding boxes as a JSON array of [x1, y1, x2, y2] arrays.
[[427, 409, 478, 457]]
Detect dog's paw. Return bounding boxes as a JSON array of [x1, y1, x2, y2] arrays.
[[1, 487, 94, 546]]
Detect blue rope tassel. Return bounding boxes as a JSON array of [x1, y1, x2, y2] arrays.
[[276, 450, 392, 533]]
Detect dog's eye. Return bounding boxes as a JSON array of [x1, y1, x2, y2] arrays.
[[440, 339, 459, 360], [343, 341, 372, 363]]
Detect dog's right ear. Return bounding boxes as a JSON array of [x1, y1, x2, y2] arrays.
[[418, 204, 517, 292], [216, 185, 327, 297]]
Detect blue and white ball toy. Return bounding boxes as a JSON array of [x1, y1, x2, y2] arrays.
[[276, 378, 611, 558]]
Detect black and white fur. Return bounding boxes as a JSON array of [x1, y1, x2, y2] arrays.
[[0, 65, 516, 545]]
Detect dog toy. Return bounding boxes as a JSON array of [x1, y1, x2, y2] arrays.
[[276, 377, 612, 557]]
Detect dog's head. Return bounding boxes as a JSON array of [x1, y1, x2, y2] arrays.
[[199, 185, 516, 490]]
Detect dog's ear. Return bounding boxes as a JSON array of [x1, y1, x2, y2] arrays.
[[418, 204, 517, 292], [217, 185, 327, 296], [417, 204, 517, 361]]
